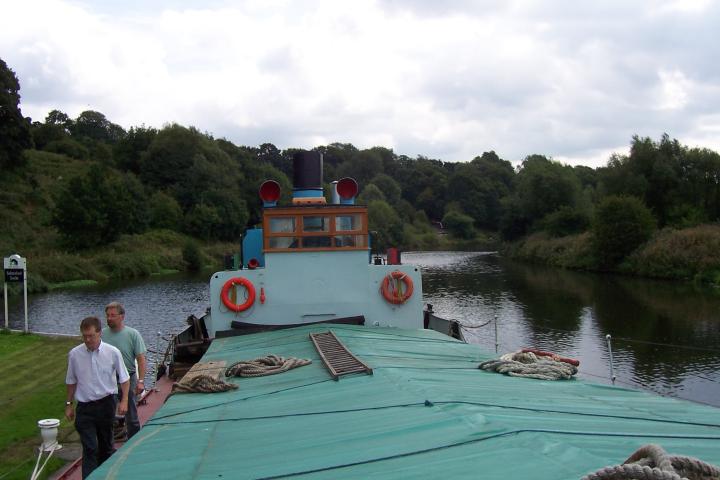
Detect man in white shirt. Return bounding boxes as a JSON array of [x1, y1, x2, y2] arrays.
[[65, 316, 130, 479]]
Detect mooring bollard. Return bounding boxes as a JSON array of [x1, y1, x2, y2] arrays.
[[606, 334, 616, 385], [494, 314, 499, 354]]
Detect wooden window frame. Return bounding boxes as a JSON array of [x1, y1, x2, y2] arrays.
[[263, 206, 368, 252]]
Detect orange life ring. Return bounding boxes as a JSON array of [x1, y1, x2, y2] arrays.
[[221, 277, 256, 312], [381, 271, 414, 304]]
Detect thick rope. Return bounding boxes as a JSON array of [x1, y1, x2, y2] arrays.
[[225, 354, 312, 378], [581, 444, 720, 480], [478, 351, 578, 380], [172, 374, 239, 393]]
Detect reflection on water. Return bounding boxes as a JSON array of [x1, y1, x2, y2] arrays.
[[4, 253, 720, 407], [3, 273, 210, 348], [410, 251, 720, 407]]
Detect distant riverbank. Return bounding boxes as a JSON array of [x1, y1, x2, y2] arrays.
[[504, 224, 720, 286], [4, 229, 235, 296]]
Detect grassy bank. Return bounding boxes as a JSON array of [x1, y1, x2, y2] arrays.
[[0, 331, 79, 480], [505, 224, 720, 285], [4, 229, 236, 295]]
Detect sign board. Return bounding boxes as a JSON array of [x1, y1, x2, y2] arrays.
[[4, 268, 24, 282], [4, 254, 26, 283]]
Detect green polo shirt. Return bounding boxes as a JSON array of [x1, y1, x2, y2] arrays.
[[102, 326, 147, 375]]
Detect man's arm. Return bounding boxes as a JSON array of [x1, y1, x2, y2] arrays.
[[65, 384, 77, 420], [136, 353, 147, 394], [117, 380, 129, 415]]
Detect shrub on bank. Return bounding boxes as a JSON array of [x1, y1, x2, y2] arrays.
[[592, 196, 656, 267], [507, 232, 596, 269], [624, 225, 720, 282]]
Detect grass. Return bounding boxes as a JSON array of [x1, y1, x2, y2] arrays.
[[48, 279, 99, 291], [0, 332, 80, 480]]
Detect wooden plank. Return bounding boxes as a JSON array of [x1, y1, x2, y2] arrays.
[[175, 360, 226, 384]]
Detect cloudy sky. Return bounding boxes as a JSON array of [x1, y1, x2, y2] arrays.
[[2, 0, 719, 167]]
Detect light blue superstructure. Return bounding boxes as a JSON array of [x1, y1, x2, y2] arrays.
[[204, 150, 423, 338], [206, 249, 423, 337]]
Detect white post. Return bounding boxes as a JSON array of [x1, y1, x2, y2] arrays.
[[3, 282, 7, 329], [494, 315, 499, 354], [23, 272, 28, 333], [605, 334, 616, 385]]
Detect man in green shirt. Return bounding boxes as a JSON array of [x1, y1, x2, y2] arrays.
[[103, 301, 147, 439]]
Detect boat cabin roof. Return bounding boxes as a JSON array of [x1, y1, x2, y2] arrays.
[[94, 325, 720, 479]]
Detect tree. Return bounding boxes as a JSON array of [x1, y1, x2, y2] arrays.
[[368, 200, 403, 252], [357, 184, 386, 204], [0, 58, 32, 169], [31, 110, 73, 150], [442, 210, 476, 239], [369, 173, 401, 204], [51, 165, 149, 248], [593, 195, 656, 267], [148, 191, 183, 230], [114, 126, 157, 173], [70, 110, 125, 144], [515, 155, 581, 226]]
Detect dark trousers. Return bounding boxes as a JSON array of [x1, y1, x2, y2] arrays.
[[117, 373, 140, 438], [75, 395, 117, 479]]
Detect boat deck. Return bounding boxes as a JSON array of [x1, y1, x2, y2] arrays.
[[55, 374, 174, 480], [91, 325, 720, 479]]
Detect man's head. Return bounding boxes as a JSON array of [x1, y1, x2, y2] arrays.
[[80, 316, 102, 351], [105, 301, 125, 331]]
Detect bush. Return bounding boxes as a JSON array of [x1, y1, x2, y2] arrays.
[[442, 210, 475, 239], [541, 206, 590, 237], [44, 138, 89, 160], [625, 225, 720, 282], [182, 239, 203, 271], [593, 195, 656, 267]]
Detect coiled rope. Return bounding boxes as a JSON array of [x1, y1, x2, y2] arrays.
[[172, 374, 239, 393], [478, 351, 578, 380], [225, 354, 312, 378], [581, 444, 720, 480]]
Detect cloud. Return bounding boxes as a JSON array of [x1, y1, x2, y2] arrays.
[[1, 0, 719, 167]]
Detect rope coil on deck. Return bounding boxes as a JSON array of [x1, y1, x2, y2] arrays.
[[225, 354, 312, 378], [478, 351, 578, 380], [172, 375, 239, 393], [581, 444, 720, 480]]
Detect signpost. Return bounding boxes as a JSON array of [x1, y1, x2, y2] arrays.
[[3, 254, 28, 332]]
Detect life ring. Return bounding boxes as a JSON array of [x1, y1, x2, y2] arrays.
[[381, 271, 414, 304], [221, 277, 256, 312]]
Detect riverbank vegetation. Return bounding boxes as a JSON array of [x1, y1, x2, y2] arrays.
[[3, 57, 720, 289], [0, 331, 79, 480]]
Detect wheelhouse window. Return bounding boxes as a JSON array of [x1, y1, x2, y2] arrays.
[[336, 214, 362, 232], [302, 216, 330, 232], [269, 217, 295, 233], [268, 237, 299, 249], [263, 207, 368, 252]]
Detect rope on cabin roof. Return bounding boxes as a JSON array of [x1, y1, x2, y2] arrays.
[[478, 351, 578, 380], [225, 354, 312, 377], [171, 375, 239, 394], [581, 443, 720, 480]]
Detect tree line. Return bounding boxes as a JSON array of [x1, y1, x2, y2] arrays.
[[3, 57, 720, 268]]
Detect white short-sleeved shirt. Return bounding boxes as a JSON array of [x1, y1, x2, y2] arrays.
[[66, 340, 130, 402]]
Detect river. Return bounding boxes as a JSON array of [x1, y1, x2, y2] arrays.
[[3, 251, 720, 407]]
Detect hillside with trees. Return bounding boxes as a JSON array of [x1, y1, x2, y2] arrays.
[[3, 57, 720, 291]]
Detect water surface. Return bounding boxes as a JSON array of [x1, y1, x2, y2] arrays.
[[4, 252, 719, 406]]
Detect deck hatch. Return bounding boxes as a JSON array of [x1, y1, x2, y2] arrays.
[[310, 331, 373, 380]]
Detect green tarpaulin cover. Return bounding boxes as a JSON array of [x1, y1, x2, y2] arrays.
[[93, 324, 720, 479]]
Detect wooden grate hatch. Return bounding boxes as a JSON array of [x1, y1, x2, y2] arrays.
[[310, 331, 373, 380]]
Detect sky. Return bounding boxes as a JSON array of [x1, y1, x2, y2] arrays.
[[2, 0, 719, 168]]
